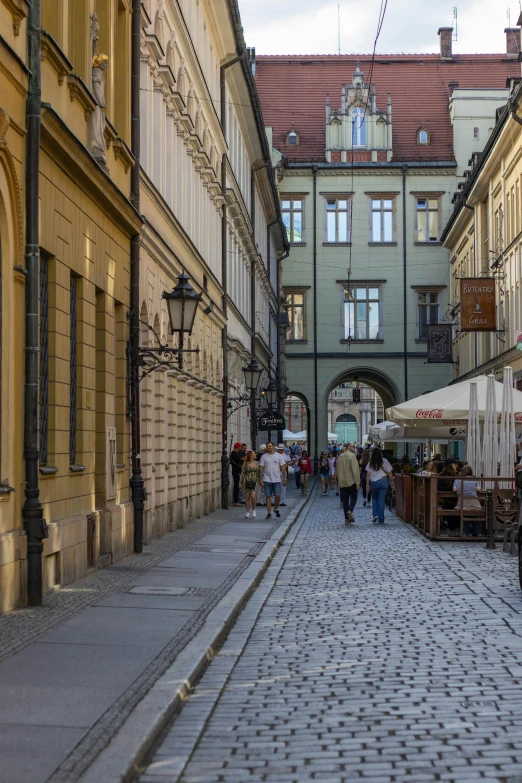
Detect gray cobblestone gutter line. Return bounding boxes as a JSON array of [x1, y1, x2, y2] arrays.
[[78, 485, 316, 783]]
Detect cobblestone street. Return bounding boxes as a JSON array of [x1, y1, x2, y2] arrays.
[[142, 486, 522, 783]]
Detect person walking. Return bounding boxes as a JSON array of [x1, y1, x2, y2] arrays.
[[277, 444, 292, 506], [260, 441, 287, 519], [298, 450, 312, 496], [239, 450, 261, 519], [335, 442, 360, 524], [360, 447, 371, 506], [292, 448, 302, 490], [319, 452, 330, 496], [328, 451, 336, 491], [255, 444, 267, 507], [366, 447, 394, 524], [230, 442, 244, 507]]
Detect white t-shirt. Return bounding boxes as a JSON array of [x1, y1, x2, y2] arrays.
[[260, 452, 287, 482], [367, 458, 392, 482]]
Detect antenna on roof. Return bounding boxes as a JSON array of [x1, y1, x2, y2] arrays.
[[338, 4, 341, 56], [452, 6, 458, 41], [507, 6, 511, 27]]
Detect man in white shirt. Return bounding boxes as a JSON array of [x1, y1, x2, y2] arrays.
[[260, 441, 287, 519], [277, 445, 292, 506]]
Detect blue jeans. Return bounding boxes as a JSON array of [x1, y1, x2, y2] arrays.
[[371, 477, 389, 523]]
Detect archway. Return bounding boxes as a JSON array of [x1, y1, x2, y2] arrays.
[[283, 391, 310, 449], [325, 368, 400, 447]]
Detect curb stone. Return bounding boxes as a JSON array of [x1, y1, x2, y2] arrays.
[[78, 484, 316, 783]]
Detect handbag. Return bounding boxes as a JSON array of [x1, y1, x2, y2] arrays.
[[245, 479, 257, 490]]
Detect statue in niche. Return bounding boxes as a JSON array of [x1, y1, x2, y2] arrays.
[[91, 54, 109, 171]]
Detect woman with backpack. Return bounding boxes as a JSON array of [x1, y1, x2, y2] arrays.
[[366, 448, 394, 524]]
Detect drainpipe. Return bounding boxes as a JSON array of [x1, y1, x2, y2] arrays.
[[313, 164, 318, 467], [220, 55, 240, 509], [402, 164, 409, 402], [250, 166, 257, 448], [130, 0, 145, 552], [23, 0, 47, 605]]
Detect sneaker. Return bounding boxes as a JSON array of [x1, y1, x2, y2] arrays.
[[280, 503, 287, 507], [335, 492, 339, 496], [275, 509, 280, 518], [252, 510, 257, 518], [363, 501, 367, 507], [345, 510, 354, 523], [245, 512, 250, 518], [266, 513, 272, 519], [372, 516, 379, 523]]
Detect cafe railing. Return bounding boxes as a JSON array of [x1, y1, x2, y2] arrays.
[[400, 475, 519, 540]]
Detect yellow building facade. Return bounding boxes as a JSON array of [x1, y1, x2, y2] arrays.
[[442, 76, 522, 388], [0, 0, 141, 613], [0, 0, 28, 612]]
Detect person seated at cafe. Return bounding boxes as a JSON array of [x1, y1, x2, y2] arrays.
[[418, 460, 434, 476], [453, 466, 483, 537], [438, 463, 459, 532]]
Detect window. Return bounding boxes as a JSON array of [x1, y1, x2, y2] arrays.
[[325, 198, 350, 242], [371, 198, 393, 242], [69, 276, 77, 465], [473, 127, 479, 141], [287, 131, 298, 145], [39, 256, 49, 464], [286, 292, 306, 341], [344, 287, 380, 340], [281, 198, 304, 243], [351, 107, 366, 147], [416, 197, 439, 242], [418, 291, 440, 339], [417, 128, 429, 145]]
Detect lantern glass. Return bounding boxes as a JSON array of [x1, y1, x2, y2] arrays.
[[243, 359, 262, 392], [163, 273, 202, 334], [264, 382, 279, 408]]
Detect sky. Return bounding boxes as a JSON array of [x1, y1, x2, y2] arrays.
[[238, 0, 521, 56]]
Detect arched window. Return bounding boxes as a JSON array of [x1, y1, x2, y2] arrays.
[[351, 107, 366, 147], [473, 127, 479, 141], [417, 128, 430, 145], [336, 413, 357, 423]]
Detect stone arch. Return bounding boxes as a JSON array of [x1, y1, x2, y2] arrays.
[[325, 367, 400, 412], [0, 122, 23, 267], [336, 413, 357, 423]]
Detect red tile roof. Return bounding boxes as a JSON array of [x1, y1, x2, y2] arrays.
[[255, 54, 517, 162]]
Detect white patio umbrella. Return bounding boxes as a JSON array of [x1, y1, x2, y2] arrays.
[[368, 420, 404, 441], [282, 429, 297, 440], [292, 430, 307, 440], [386, 374, 522, 427], [481, 374, 498, 482], [467, 380, 481, 475], [499, 366, 516, 484], [327, 432, 338, 441]]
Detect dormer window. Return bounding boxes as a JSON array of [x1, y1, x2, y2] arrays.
[[286, 125, 299, 146], [417, 128, 430, 145], [351, 107, 366, 148], [473, 127, 479, 141]]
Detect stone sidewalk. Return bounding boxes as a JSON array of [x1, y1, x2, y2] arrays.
[[141, 489, 522, 783], [0, 485, 308, 783]]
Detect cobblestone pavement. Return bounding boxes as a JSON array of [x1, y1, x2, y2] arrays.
[[0, 487, 305, 783], [141, 488, 522, 783]]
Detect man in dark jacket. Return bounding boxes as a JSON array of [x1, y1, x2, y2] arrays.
[[230, 442, 244, 506]]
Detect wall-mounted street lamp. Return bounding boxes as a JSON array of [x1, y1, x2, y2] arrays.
[[127, 273, 203, 405], [263, 379, 279, 410], [227, 357, 264, 419]]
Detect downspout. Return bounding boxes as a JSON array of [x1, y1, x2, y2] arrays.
[[220, 55, 239, 509], [250, 165, 257, 448], [130, 0, 145, 552], [23, 0, 47, 605], [313, 164, 318, 467], [402, 164, 409, 402]]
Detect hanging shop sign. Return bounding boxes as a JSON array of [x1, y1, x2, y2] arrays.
[[460, 278, 496, 332], [427, 324, 453, 363], [258, 412, 286, 430]]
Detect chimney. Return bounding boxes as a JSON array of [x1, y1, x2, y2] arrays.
[[438, 27, 453, 59], [505, 28, 521, 58]]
